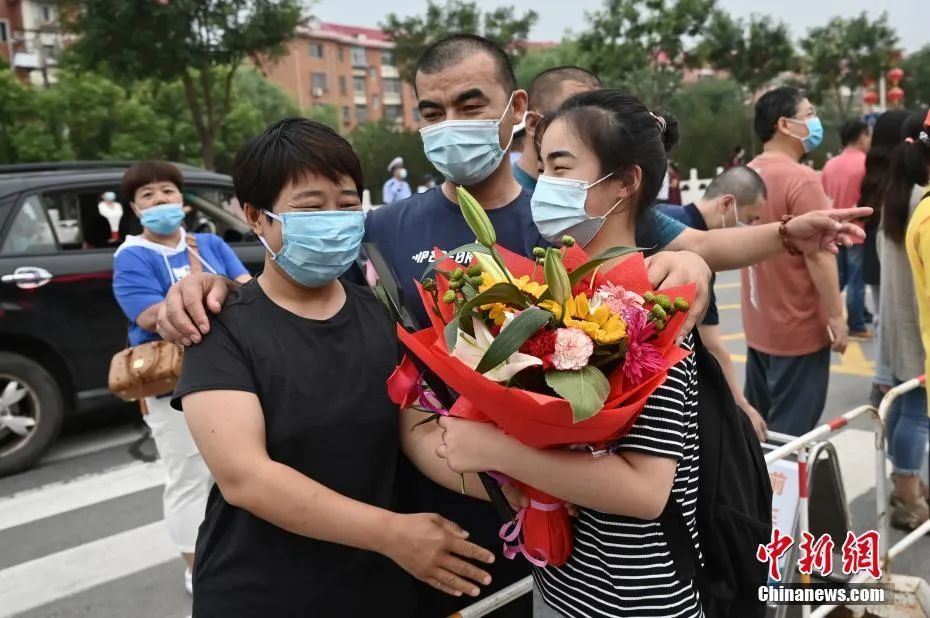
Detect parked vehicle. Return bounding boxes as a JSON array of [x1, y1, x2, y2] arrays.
[[0, 162, 264, 476]]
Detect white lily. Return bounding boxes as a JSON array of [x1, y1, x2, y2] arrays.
[[452, 319, 542, 382]]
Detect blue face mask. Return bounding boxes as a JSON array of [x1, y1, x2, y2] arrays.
[[531, 174, 623, 248], [258, 210, 365, 288], [419, 93, 516, 186], [787, 117, 824, 153], [139, 203, 185, 235]]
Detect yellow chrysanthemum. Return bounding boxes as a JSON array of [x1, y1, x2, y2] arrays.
[[540, 294, 626, 345], [487, 303, 509, 326], [479, 272, 548, 299]]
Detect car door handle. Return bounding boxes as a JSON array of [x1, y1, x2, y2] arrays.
[[1, 267, 53, 289]]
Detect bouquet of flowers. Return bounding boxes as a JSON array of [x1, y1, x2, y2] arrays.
[[387, 187, 695, 567]]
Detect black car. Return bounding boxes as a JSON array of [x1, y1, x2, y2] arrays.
[[0, 162, 265, 476]]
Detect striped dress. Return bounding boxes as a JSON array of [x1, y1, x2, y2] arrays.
[[534, 336, 703, 618]]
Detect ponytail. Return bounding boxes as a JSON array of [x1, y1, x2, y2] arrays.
[[882, 108, 930, 245]]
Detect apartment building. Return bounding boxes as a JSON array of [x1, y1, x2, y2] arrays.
[[263, 20, 421, 132], [1, 0, 63, 86]]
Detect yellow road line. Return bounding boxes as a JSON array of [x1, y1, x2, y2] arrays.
[[718, 303, 741, 310], [727, 339, 874, 377], [721, 332, 745, 341], [714, 282, 741, 290]]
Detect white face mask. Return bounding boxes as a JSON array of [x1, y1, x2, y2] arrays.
[[721, 206, 748, 229], [398, 168, 408, 180], [531, 174, 624, 247]]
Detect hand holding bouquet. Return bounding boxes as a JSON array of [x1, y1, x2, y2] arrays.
[[388, 187, 695, 567]]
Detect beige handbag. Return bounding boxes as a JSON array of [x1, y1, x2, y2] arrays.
[[108, 234, 202, 403]]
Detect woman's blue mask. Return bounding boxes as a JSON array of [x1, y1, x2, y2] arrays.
[[140, 203, 185, 235], [531, 174, 623, 248], [419, 93, 516, 186], [787, 117, 824, 153], [258, 210, 365, 288]]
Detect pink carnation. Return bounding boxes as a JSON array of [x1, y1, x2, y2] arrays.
[[622, 309, 665, 385], [553, 328, 594, 371], [597, 282, 645, 316]]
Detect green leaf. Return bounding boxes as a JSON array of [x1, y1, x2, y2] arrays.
[[420, 243, 492, 280], [475, 308, 553, 374], [545, 366, 611, 423], [568, 246, 642, 287], [444, 317, 459, 352], [457, 282, 529, 328]]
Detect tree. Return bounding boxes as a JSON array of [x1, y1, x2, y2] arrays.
[[577, 0, 715, 107], [348, 122, 437, 203], [513, 41, 595, 90], [698, 11, 796, 93], [800, 12, 898, 118], [61, 0, 303, 169], [381, 0, 538, 83], [667, 78, 753, 177], [902, 45, 930, 108]]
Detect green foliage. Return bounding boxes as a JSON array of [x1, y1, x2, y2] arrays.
[[381, 0, 538, 83], [578, 0, 713, 106], [698, 11, 796, 93], [800, 12, 898, 117], [348, 121, 438, 203], [514, 41, 594, 90], [0, 67, 300, 172], [305, 104, 339, 132], [667, 79, 754, 177], [903, 46, 930, 108], [545, 366, 611, 423], [60, 0, 302, 168]]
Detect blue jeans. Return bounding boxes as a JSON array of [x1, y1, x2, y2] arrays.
[[886, 382, 930, 475], [745, 346, 831, 436], [838, 245, 867, 331]]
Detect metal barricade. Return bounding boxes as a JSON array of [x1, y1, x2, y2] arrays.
[[448, 576, 533, 618], [809, 375, 929, 618], [764, 405, 884, 618]]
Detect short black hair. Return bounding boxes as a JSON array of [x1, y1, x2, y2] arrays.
[[415, 34, 516, 94], [536, 89, 680, 216], [232, 118, 364, 214], [754, 87, 806, 143], [121, 160, 184, 203], [840, 119, 870, 147], [704, 166, 767, 205], [528, 66, 602, 115]]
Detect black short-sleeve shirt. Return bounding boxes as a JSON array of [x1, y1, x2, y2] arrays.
[[172, 279, 414, 617]]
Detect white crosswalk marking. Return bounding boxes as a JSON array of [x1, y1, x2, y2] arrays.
[[0, 461, 165, 532], [0, 521, 177, 617]]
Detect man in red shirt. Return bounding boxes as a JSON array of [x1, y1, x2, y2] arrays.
[[822, 119, 872, 337], [744, 87, 848, 436]]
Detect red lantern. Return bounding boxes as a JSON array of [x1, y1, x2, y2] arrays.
[[863, 77, 876, 89], [887, 87, 905, 105], [862, 90, 879, 105], [887, 67, 905, 86]]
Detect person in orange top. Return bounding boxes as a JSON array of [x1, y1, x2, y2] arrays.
[[743, 87, 848, 436], [822, 119, 872, 337]]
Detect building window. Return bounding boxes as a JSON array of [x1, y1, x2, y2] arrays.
[[384, 105, 403, 123], [381, 50, 395, 66], [383, 78, 402, 96], [372, 95, 380, 109], [338, 46, 344, 62], [339, 76, 347, 96], [41, 4, 54, 22], [0, 20, 8, 43], [369, 66, 377, 82], [342, 106, 351, 124], [311, 72, 328, 95], [309, 42, 324, 59], [350, 46, 366, 67], [355, 105, 369, 124], [353, 76, 366, 96]]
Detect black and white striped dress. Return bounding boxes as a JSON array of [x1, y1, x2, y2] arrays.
[[534, 336, 702, 618]]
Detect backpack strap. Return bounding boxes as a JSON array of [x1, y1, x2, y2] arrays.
[[659, 496, 701, 581], [184, 233, 202, 275]]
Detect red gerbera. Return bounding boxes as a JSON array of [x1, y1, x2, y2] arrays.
[[520, 329, 557, 370]]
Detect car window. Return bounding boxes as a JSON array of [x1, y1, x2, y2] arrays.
[[1, 195, 57, 255], [184, 187, 250, 244]]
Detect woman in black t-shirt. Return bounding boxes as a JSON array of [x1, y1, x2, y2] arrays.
[[173, 119, 495, 617]]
